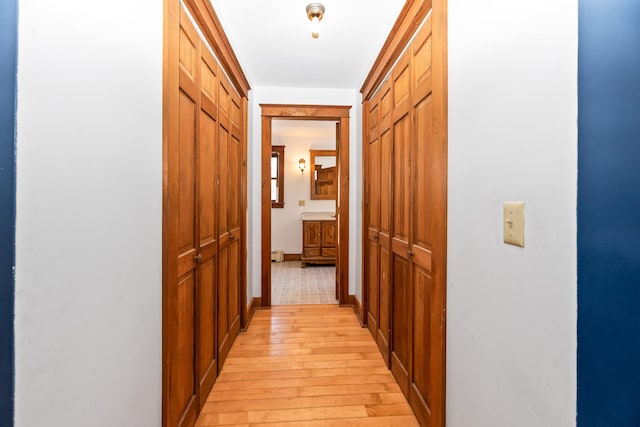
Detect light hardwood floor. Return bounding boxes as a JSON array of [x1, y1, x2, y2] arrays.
[[196, 304, 419, 426]]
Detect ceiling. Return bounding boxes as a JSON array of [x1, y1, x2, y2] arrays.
[[210, 0, 406, 90]]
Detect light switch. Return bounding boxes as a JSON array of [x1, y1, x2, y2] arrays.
[[298, 200, 305, 207], [503, 202, 525, 247]]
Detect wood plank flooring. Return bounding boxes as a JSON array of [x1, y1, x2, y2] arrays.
[[196, 304, 418, 426]]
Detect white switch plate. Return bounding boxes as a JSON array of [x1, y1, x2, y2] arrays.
[[503, 202, 525, 247]]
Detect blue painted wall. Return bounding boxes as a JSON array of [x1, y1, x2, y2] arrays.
[[578, 0, 640, 425], [0, 0, 17, 425]]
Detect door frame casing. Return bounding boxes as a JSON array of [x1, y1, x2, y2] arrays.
[[260, 105, 351, 308]]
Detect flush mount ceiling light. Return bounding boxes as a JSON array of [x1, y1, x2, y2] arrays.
[[306, 3, 325, 39]]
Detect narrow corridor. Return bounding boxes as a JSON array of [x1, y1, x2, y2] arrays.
[[195, 305, 418, 426]]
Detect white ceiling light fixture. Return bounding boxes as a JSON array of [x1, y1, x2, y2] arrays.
[[306, 3, 325, 39]]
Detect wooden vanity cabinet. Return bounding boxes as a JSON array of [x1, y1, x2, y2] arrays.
[[301, 219, 336, 267]]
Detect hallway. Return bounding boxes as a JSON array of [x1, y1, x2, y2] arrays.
[[195, 305, 418, 426]]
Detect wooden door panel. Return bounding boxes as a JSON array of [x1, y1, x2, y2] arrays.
[[173, 19, 199, 419], [409, 16, 443, 426], [198, 111, 216, 256], [380, 129, 392, 235], [368, 139, 381, 230], [392, 114, 410, 243], [196, 257, 216, 404], [227, 118, 241, 338], [196, 77, 218, 409], [199, 50, 217, 119], [177, 91, 197, 273], [217, 245, 229, 365], [228, 238, 241, 336], [410, 265, 434, 424], [367, 238, 379, 337], [413, 96, 434, 252], [412, 18, 433, 104], [377, 243, 391, 364], [218, 126, 229, 233], [393, 62, 411, 122], [171, 272, 196, 427], [229, 134, 241, 231], [391, 254, 410, 396], [167, 5, 248, 427], [368, 103, 379, 143]]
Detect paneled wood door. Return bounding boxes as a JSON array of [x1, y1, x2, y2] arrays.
[[408, 18, 446, 427], [365, 79, 393, 365], [216, 72, 242, 369], [166, 10, 220, 426], [390, 49, 413, 396], [365, 88, 381, 347], [164, 2, 249, 426], [195, 28, 219, 413], [360, 3, 446, 426]]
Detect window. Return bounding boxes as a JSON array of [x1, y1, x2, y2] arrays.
[[271, 146, 285, 208]]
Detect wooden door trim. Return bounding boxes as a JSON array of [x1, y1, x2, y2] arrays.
[[360, 0, 432, 101], [260, 105, 351, 308], [162, 0, 179, 424]]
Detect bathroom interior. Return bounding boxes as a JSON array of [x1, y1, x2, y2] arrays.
[[270, 119, 338, 305]]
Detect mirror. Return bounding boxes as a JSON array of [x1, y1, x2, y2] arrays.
[[309, 149, 337, 200]]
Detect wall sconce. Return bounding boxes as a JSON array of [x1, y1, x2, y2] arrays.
[[298, 158, 306, 175], [306, 3, 325, 39]]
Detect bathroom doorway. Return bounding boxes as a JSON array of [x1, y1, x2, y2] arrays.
[[270, 119, 337, 304], [260, 104, 350, 308]]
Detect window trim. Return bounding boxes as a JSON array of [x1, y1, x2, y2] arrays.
[[271, 145, 285, 208]]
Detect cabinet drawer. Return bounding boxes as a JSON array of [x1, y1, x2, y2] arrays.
[[303, 248, 321, 258], [322, 248, 337, 258]]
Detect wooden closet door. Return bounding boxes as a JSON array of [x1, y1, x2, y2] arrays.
[[366, 95, 381, 341], [195, 45, 218, 410], [227, 91, 243, 340], [377, 81, 393, 365], [216, 73, 232, 367], [390, 50, 412, 396], [168, 10, 200, 426], [409, 18, 444, 426]]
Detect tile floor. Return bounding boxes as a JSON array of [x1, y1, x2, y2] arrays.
[[271, 261, 338, 305]]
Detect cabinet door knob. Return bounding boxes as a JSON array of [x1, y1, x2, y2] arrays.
[[194, 253, 203, 263], [407, 250, 413, 258]]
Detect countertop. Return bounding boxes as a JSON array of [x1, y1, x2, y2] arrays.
[[301, 212, 336, 221]]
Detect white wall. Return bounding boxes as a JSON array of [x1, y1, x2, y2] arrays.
[[248, 86, 362, 300], [447, 1, 577, 426], [15, 0, 162, 425], [271, 136, 336, 254]]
